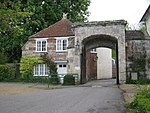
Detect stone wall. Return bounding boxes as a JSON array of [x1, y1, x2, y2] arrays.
[[126, 30, 150, 79]]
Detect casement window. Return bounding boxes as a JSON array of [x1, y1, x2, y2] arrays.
[[34, 64, 48, 76], [36, 39, 47, 52], [56, 39, 68, 52]]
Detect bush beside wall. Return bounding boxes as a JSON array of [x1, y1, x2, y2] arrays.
[[20, 56, 44, 80], [0, 65, 16, 81], [63, 74, 75, 85], [126, 78, 150, 84]]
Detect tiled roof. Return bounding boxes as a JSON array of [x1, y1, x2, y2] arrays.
[[30, 18, 74, 38]]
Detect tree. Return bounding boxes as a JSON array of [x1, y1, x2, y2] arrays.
[[0, 0, 31, 62], [41, 54, 59, 85], [24, 0, 91, 34], [0, 0, 90, 62]]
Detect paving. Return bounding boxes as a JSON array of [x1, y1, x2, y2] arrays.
[[0, 79, 126, 113]]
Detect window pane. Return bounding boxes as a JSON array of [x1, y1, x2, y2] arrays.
[[45, 64, 48, 75], [63, 40, 67, 50], [42, 41, 46, 51], [35, 64, 39, 75], [59, 65, 62, 68], [57, 40, 61, 50], [63, 65, 66, 67], [40, 64, 43, 75], [37, 41, 41, 51]]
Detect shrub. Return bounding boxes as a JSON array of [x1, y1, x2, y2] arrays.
[[20, 76, 49, 83], [48, 62, 59, 85], [20, 55, 58, 84], [20, 56, 44, 80], [126, 78, 150, 85], [130, 89, 150, 113], [0, 54, 7, 64], [42, 55, 59, 85], [0, 65, 16, 81], [49, 74, 60, 85], [63, 74, 75, 85]]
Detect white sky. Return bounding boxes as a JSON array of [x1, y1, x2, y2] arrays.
[[88, 0, 150, 26]]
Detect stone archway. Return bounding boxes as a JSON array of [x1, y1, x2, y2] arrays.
[[71, 20, 127, 84], [81, 34, 119, 84]]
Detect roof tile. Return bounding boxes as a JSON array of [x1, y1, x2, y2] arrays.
[[30, 18, 74, 38]]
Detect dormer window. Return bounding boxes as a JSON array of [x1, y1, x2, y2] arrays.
[[36, 38, 47, 52], [56, 38, 68, 52]]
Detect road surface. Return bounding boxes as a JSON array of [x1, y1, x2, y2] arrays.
[[0, 79, 126, 113]]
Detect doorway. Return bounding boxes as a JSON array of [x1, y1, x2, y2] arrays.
[[80, 34, 119, 84]]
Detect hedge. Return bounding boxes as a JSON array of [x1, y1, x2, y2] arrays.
[[0, 65, 16, 81]]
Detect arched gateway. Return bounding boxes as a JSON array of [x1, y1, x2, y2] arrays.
[[22, 16, 150, 85], [70, 20, 127, 84]]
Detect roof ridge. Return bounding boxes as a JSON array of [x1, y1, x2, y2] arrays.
[[47, 18, 72, 29]]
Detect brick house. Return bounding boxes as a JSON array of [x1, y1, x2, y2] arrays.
[[22, 15, 75, 76], [22, 15, 115, 81], [22, 15, 98, 78]]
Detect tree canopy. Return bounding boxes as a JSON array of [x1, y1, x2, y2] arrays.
[[0, 0, 31, 62], [0, 0, 90, 63]]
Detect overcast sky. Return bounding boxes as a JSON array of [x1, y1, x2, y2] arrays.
[[88, 0, 150, 26]]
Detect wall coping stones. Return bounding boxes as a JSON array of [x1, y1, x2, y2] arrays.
[[125, 30, 145, 40], [72, 20, 127, 28]]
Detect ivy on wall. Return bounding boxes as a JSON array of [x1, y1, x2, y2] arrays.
[[20, 56, 44, 79], [129, 53, 147, 81], [131, 53, 146, 73], [20, 55, 58, 84]]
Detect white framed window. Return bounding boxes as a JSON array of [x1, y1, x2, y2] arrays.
[[36, 39, 47, 52], [34, 64, 48, 76], [91, 48, 97, 53], [56, 39, 68, 52]]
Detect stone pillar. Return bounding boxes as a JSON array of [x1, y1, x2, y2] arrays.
[[118, 32, 126, 82]]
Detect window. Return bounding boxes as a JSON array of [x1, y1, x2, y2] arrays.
[[36, 39, 47, 52], [58, 64, 67, 68], [34, 64, 48, 76], [91, 48, 97, 53], [59, 65, 62, 67], [56, 39, 68, 52]]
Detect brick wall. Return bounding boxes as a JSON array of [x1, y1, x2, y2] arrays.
[[22, 37, 74, 61]]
